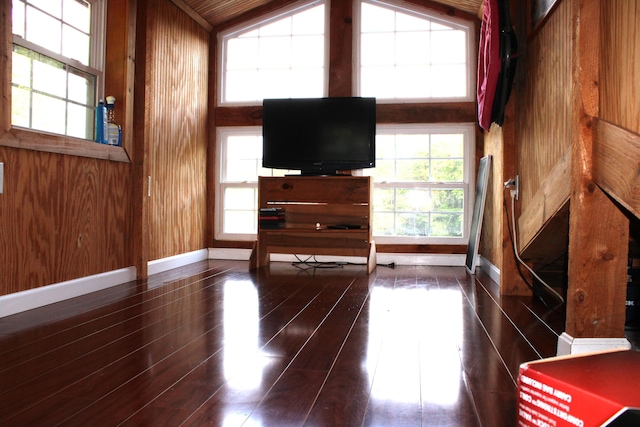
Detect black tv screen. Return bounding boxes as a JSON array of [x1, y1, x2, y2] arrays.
[[262, 97, 376, 175]]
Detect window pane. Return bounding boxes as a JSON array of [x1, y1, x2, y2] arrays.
[[67, 102, 92, 139], [12, 87, 31, 127], [32, 92, 65, 134], [29, 0, 62, 18], [225, 188, 257, 210], [431, 159, 463, 182], [397, 212, 428, 236], [431, 134, 463, 157], [227, 38, 259, 70], [26, 6, 62, 54], [259, 36, 291, 69], [12, 49, 31, 87], [397, 188, 429, 211], [432, 189, 463, 211], [431, 213, 462, 237], [431, 30, 466, 64], [292, 35, 323, 67], [373, 212, 395, 236], [397, 159, 428, 181], [292, 5, 324, 34], [63, 0, 90, 33], [361, 2, 394, 32], [225, 210, 257, 234], [13, 0, 26, 38], [226, 70, 259, 102], [62, 24, 90, 65], [32, 57, 66, 98], [68, 69, 95, 105], [224, 188, 257, 234]]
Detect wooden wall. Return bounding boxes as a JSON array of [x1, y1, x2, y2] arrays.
[[600, 1, 640, 134], [515, 0, 572, 258], [140, 0, 209, 261], [0, 0, 210, 296]]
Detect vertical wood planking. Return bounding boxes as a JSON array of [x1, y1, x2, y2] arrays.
[[516, 0, 572, 220], [144, 0, 210, 261], [600, 0, 640, 134]]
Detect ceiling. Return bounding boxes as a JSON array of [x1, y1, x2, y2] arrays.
[[180, 0, 483, 30]]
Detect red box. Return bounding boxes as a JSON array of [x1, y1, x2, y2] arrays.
[[517, 350, 640, 427]]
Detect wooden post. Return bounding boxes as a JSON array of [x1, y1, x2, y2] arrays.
[[565, 0, 628, 343]]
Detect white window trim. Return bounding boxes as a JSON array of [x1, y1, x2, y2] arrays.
[[216, 0, 329, 107], [353, 0, 476, 103], [370, 123, 475, 245]]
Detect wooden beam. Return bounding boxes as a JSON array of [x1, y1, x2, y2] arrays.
[[566, 0, 628, 339], [328, 0, 353, 97], [0, 0, 10, 133], [593, 118, 640, 219]]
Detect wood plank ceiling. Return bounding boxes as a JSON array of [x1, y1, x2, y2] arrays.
[[180, 0, 482, 29]]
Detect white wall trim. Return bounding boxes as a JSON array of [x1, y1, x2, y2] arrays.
[[478, 255, 500, 285], [208, 248, 466, 266], [556, 332, 632, 356], [148, 249, 209, 275], [0, 249, 212, 319], [0, 267, 137, 318]]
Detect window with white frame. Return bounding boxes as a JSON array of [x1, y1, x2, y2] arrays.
[[357, 0, 474, 101], [364, 124, 474, 244], [11, 0, 105, 140], [218, 0, 327, 105], [215, 128, 292, 241]]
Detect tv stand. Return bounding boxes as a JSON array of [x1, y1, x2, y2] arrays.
[[250, 176, 376, 273]]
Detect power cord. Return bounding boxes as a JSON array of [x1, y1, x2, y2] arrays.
[[505, 183, 565, 304]]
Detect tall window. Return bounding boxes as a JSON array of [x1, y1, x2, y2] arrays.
[[364, 124, 474, 244], [357, 0, 474, 101], [11, 0, 105, 140], [215, 128, 291, 241], [218, 0, 326, 105]]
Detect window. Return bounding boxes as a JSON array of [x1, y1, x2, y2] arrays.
[[364, 124, 474, 244], [357, 0, 474, 101], [218, 0, 327, 105], [215, 128, 291, 241], [11, 0, 105, 140]]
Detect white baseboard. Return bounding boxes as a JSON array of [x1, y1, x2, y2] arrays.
[[556, 332, 632, 356], [0, 267, 137, 318], [0, 249, 212, 319], [478, 255, 500, 285], [208, 248, 253, 260], [208, 248, 465, 266], [148, 249, 209, 275]]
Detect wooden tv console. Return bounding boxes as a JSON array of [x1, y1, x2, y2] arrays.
[[249, 175, 376, 273]]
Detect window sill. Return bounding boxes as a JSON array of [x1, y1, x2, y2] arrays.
[[0, 127, 130, 163]]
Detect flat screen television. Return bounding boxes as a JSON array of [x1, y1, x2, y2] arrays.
[[262, 97, 376, 175]]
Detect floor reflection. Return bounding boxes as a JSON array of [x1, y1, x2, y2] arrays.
[[366, 285, 465, 408]]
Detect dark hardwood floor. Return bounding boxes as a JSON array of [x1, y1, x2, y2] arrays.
[[0, 260, 636, 426]]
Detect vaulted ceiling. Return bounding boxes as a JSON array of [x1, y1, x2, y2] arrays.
[[180, 0, 482, 30]]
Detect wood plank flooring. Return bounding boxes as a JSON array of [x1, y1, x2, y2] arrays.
[[0, 259, 631, 426]]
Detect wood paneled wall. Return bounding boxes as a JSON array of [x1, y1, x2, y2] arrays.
[[600, 1, 640, 134], [142, 0, 209, 261], [0, 1, 133, 296], [515, 0, 573, 254], [0, 0, 210, 296]]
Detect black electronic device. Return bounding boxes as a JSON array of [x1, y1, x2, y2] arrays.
[[262, 97, 376, 175]]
